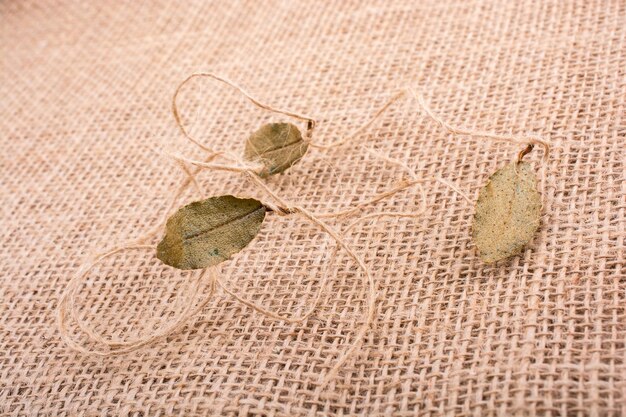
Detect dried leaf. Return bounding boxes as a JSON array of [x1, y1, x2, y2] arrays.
[[157, 195, 266, 270], [244, 122, 308, 177], [472, 161, 541, 263]]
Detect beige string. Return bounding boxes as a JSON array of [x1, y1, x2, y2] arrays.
[[59, 72, 551, 385]]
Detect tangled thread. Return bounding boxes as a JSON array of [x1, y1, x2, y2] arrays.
[[57, 72, 550, 387]]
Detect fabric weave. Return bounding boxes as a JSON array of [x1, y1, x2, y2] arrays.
[[1, 1, 624, 415]]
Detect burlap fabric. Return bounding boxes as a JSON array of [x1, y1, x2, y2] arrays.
[[2, 1, 624, 415]]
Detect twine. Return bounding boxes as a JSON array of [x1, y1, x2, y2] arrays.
[[57, 72, 550, 387]]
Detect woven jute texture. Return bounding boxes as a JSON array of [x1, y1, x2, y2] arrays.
[[1, 1, 625, 416]]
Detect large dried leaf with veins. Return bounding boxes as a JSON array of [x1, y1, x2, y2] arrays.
[[472, 161, 541, 263], [157, 195, 266, 270], [244, 122, 308, 177]]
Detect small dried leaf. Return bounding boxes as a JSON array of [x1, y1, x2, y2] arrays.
[[244, 122, 308, 177], [157, 195, 266, 270], [472, 161, 541, 263]]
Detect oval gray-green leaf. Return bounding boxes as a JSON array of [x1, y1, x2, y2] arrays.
[[244, 122, 308, 177], [157, 195, 266, 270], [472, 161, 541, 263]]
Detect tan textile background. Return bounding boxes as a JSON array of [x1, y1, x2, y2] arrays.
[[1, 0, 625, 415]]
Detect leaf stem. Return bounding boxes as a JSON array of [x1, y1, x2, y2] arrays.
[[517, 143, 534, 162]]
